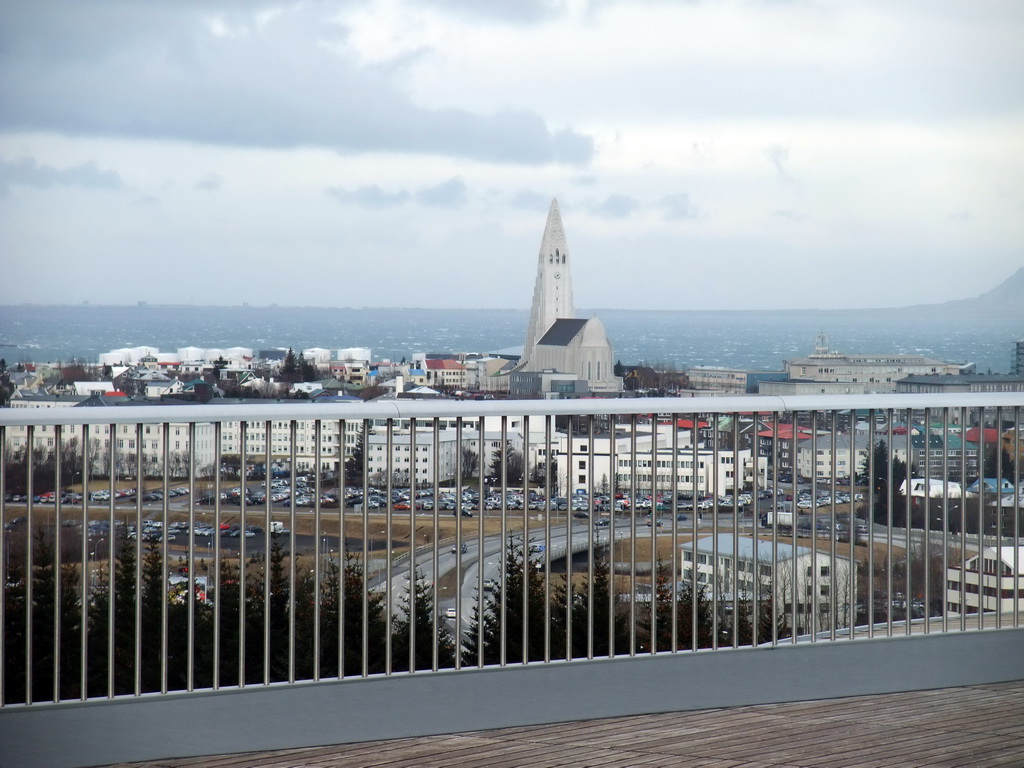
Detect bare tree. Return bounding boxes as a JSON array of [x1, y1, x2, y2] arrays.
[[460, 445, 480, 481]]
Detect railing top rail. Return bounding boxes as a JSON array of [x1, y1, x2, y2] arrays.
[[1, 392, 1021, 427]]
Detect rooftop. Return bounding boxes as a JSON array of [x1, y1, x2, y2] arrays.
[[112, 681, 1024, 768]]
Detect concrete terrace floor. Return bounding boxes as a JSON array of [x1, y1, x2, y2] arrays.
[[111, 680, 1024, 768]]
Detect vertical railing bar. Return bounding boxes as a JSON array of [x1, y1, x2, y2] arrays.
[[903, 408, 912, 637], [185, 423, 196, 692], [941, 409, 949, 634], [107, 423, 117, 696], [521, 414, 530, 666], [263, 419, 271, 686], [828, 412, 837, 642], [789, 411, 799, 644], [629, 414, 638, 656], [431, 418, 440, 673], [499, 415, 509, 668], [809, 411, 818, 641], [886, 411, 894, 638], [711, 413, 719, 650], [159, 426, 169, 695], [211, 421, 222, 690], [313, 420, 322, 682], [691, 415, 699, 652], [731, 415, 739, 649], [1014, 405, 1021, 630], [866, 410, 875, 639], [106, 422, 116, 699], [770, 411, 780, 647], [922, 408, 932, 636], [609, 414, 618, 658], [237, 421, 246, 687], [25, 426, 34, 705], [0, 426, 8, 705], [337, 418, 347, 680], [383, 419, 393, 676], [959, 406, 967, 633], [976, 406, 985, 631], [543, 414, 552, 664], [565, 417, 574, 662], [648, 417, 657, 655], [994, 406, 1002, 630], [53, 425, 63, 703], [360, 418, 370, 679], [453, 417, 463, 670], [586, 414, 596, 660], [749, 413, 758, 649], [80, 426, 91, 699], [403, 417, 411, 675], [288, 421, 298, 684], [477, 416, 486, 668], [132, 424, 143, 697], [670, 414, 679, 653], [846, 411, 855, 640]]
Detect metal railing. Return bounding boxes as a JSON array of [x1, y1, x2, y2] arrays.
[[1, 393, 1021, 712]]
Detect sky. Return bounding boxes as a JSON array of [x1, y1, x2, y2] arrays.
[[1, 0, 1022, 311]]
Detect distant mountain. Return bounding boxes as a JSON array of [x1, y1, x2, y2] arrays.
[[903, 266, 1024, 315]]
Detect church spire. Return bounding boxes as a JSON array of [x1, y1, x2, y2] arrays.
[[523, 198, 576, 366]]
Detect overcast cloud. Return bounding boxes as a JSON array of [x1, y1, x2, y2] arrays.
[[1, 0, 1022, 309]]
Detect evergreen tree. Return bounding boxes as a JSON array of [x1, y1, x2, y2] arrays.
[[298, 352, 318, 382], [462, 541, 549, 666], [280, 347, 299, 382], [340, 554, 388, 676], [487, 441, 524, 485], [550, 556, 629, 660], [346, 426, 366, 484], [638, 562, 714, 652], [390, 574, 457, 672]]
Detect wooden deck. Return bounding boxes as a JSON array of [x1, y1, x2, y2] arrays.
[[112, 680, 1024, 768]]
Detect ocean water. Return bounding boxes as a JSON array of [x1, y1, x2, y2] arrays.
[[0, 304, 1019, 374]]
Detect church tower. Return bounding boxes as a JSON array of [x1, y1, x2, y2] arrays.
[[522, 198, 575, 366]]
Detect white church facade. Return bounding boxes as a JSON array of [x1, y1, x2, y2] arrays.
[[511, 199, 621, 397]]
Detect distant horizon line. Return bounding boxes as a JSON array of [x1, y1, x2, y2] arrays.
[[0, 302, 1012, 315]]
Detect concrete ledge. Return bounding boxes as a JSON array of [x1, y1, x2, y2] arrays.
[[2, 628, 1023, 768]]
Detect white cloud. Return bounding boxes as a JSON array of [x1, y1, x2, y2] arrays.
[[0, 0, 1021, 310]]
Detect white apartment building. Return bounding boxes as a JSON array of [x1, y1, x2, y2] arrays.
[[615, 447, 765, 496], [946, 546, 1024, 616], [219, 418, 361, 474], [795, 434, 868, 480], [364, 428, 525, 485], [5, 417, 217, 478], [681, 534, 856, 635], [533, 427, 667, 495]]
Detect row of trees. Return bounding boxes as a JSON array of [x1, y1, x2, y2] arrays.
[[3, 533, 783, 705], [3, 534, 456, 704], [3, 442, 209, 497]]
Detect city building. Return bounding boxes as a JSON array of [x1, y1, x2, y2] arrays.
[[614, 446, 764, 496], [515, 199, 621, 396], [687, 368, 789, 395], [882, 432, 980, 481], [782, 333, 973, 394], [896, 374, 1024, 394], [946, 546, 1024, 615], [680, 534, 856, 635], [687, 367, 748, 395], [364, 428, 524, 485], [795, 434, 868, 480]]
